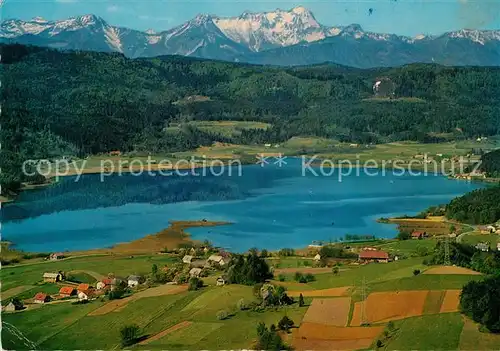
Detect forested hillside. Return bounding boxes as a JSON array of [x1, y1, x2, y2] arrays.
[[2, 44, 500, 193], [446, 186, 500, 224], [479, 149, 500, 177]]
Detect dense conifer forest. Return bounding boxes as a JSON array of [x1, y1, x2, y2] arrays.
[[2, 44, 500, 193]]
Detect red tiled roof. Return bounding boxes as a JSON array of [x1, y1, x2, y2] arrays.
[[34, 293, 47, 301], [77, 284, 90, 291], [59, 287, 75, 295], [359, 250, 389, 260], [412, 231, 424, 237]]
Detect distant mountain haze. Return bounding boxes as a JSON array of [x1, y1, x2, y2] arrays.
[[2, 7, 499, 67]]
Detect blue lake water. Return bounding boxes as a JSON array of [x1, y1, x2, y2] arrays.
[[1, 159, 484, 252]]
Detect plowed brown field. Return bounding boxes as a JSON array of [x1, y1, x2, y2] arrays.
[[303, 298, 351, 326], [440, 290, 461, 313], [293, 322, 384, 351], [350, 291, 428, 325]]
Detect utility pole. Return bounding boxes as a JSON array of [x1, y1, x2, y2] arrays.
[[361, 276, 368, 326]]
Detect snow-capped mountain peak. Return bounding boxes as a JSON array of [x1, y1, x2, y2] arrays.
[[445, 28, 500, 45], [213, 6, 325, 51]]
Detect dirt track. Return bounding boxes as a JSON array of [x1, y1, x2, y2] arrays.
[[138, 321, 192, 345], [423, 266, 481, 275], [273, 267, 337, 275]]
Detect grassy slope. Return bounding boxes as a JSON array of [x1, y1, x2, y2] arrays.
[[3, 285, 308, 350], [1, 255, 178, 291], [385, 313, 464, 350]]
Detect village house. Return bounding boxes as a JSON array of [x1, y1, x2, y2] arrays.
[[190, 259, 208, 268], [411, 231, 427, 240], [96, 278, 113, 290], [78, 290, 94, 302], [43, 272, 62, 283], [475, 243, 490, 252], [216, 276, 226, 286], [33, 293, 51, 304], [358, 250, 389, 263], [497, 243, 500, 251], [127, 275, 142, 288], [182, 255, 194, 264], [49, 252, 64, 261], [208, 255, 226, 266], [109, 150, 122, 156], [313, 254, 321, 261], [189, 268, 202, 278], [77, 283, 91, 293], [3, 302, 16, 312], [59, 287, 76, 297]]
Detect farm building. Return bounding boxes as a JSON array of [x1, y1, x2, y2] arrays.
[[314, 254, 321, 261], [49, 252, 64, 261], [208, 255, 226, 266], [78, 290, 94, 301], [190, 259, 208, 268], [411, 231, 427, 239], [127, 275, 142, 287], [77, 283, 90, 293], [3, 302, 16, 312], [497, 243, 500, 251], [189, 268, 202, 278], [358, 250, 389, 263], [59, 287, 76, 297], [216, 277, 226, 286], [182, 255, 194, 264], [43, 272, 62, 283], [109, 150, 122, 156], [33, 293, 51, 304], [475, 243, 489, 252]]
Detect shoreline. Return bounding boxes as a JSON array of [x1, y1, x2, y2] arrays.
[[70, 220, 232, 256]]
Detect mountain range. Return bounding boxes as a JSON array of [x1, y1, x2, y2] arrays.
[[2, 6, 500, 68]]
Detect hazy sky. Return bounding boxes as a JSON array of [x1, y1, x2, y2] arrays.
[[2, 0, 500, 36]]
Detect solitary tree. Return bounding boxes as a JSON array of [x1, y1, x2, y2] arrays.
[[120, 324, 140, 346], [151, 264, 158, 276], [299, 293, 305, 307], [278, 316, 294, 332], [332, 267, 339, 275]]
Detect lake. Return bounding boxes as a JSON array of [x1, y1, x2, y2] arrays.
[[1, 158, 484, 252]]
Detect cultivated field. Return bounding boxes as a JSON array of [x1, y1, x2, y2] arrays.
[[302, 298, 351, 326], [351, 291, 428, 325], [2, 237, 494, 351], [292, 322, 384, 351]]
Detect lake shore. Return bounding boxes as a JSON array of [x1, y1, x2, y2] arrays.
[[71, 220, 232, 256]]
